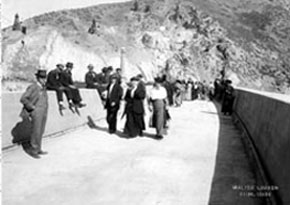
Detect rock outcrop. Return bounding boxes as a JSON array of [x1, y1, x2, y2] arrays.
[[2, 0, 290, 93]]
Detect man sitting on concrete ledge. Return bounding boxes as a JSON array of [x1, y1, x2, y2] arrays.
[[46, 64, 74, 111], [61, 62, 86, 108]]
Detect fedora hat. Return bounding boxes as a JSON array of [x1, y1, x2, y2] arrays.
[[56, 64, 64, 68], [66, 62, 73, 68], [110, 74, 118, 79], [87, 64, 94, 69], [130, 77, 139, 82], [154, 77, 163, 83], [35, 70, 47, 78]]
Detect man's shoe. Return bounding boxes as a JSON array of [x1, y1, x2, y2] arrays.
[[109, 131, 116, 134], [78, 102, 86, 108], [38, 150, 48, 155], [155, 135, 163, 140], [69, 102, 75, 109], [59, 104, 66, 110], [27, 150, 41, 159]]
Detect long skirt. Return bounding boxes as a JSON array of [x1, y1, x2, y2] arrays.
[[185, 84, 192, 101], [124, 111, 144, 137], [152, 100, 166, 136]]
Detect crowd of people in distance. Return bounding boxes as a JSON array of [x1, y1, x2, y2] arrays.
[[18, 62, 235, 158], [161, 77, 235, 116]]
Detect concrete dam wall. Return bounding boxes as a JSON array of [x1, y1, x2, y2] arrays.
[[233, 88, 290, 205]]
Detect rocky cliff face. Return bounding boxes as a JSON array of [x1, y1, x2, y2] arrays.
[[2, 0, 290, 93]]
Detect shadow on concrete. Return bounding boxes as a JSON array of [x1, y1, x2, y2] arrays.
[[87, 116, 159, 140], [208, 101, 267, 205], [11, 117, 32, 145], [11, 118, 40, 159]]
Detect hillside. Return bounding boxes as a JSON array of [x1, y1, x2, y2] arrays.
[[2, 0, 290, 93]]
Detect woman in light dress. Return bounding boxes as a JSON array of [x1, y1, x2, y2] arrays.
[[148, 77, 169, 140]]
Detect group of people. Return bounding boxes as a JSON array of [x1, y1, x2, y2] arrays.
[[19, 62, 89, 158], [159, 78, 213, 108], [214, 79, 235, 115], [161, 77, 235, 115], [100, 71, 170, 140], [46, 62, 86, 111], [19, 61, 235, 158], [18, 65, 172, 158], [85, 65, 122, 103]]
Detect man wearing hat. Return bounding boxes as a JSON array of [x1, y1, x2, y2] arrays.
[[85, 64, 98, 88], [95, 67, 111, 104], [104, 74, 123, 134], [61, 62, 86, 108], [114, 68, 122, 84], [20, 70, 49, 158], [46, 64, 73, 110]]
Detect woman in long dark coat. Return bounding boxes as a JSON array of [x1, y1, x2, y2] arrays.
[[221, 80, 235, 115], [123, 77, 146, 137]]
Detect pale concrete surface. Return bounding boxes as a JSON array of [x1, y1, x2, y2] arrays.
[[3, 101, 263, 205]]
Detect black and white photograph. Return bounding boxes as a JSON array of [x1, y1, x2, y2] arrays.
[[1, 0, 290, 204]]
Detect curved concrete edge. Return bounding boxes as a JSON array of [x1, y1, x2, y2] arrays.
[[2, 89, 106, 149], [232, 113, 277, 205], [233, 88, 290, 205]]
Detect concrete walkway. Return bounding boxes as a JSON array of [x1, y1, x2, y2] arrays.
[[2, 101, 265, 205]]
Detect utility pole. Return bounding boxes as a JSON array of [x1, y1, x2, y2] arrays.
[[120, 47, 126, 80]]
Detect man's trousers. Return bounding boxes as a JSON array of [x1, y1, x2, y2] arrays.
[[106, 107, 119, 133], [30, 107, 48, 152], [47, 86, 73, 103]]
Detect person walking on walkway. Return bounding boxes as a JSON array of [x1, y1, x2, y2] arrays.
[[174, 80, 183, 107], [162, 75, 174, 106], [20, 70, 49, 158], [46, 64, 73, 110], [221, 79, 235, 115], [123, 77, 146, 137], [105, 74, 123, 134], [61, 62, 86, 108], [149, 77, 168, 140]]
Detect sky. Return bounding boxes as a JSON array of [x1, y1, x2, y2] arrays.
[[1, 0, 131, 28]]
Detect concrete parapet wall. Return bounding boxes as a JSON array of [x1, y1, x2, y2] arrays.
[[2, 89, 106, 149], [233, 88, 290, 204]]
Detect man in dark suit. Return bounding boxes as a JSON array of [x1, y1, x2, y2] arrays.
[[105, 74, 123, 134], [136, 74, 146, 93], [61, 62, 86, 108], [46, 64, 73, 110], [85, 64, 98, 88], [20, 70, 48, 158], [114, 68, 122, 84], [95, 67, 110, 104]]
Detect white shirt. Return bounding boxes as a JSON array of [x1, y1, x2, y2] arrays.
[[108, 83, 115, 97], [131, 86, 137, 98], [150, 86, 167, 100]]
